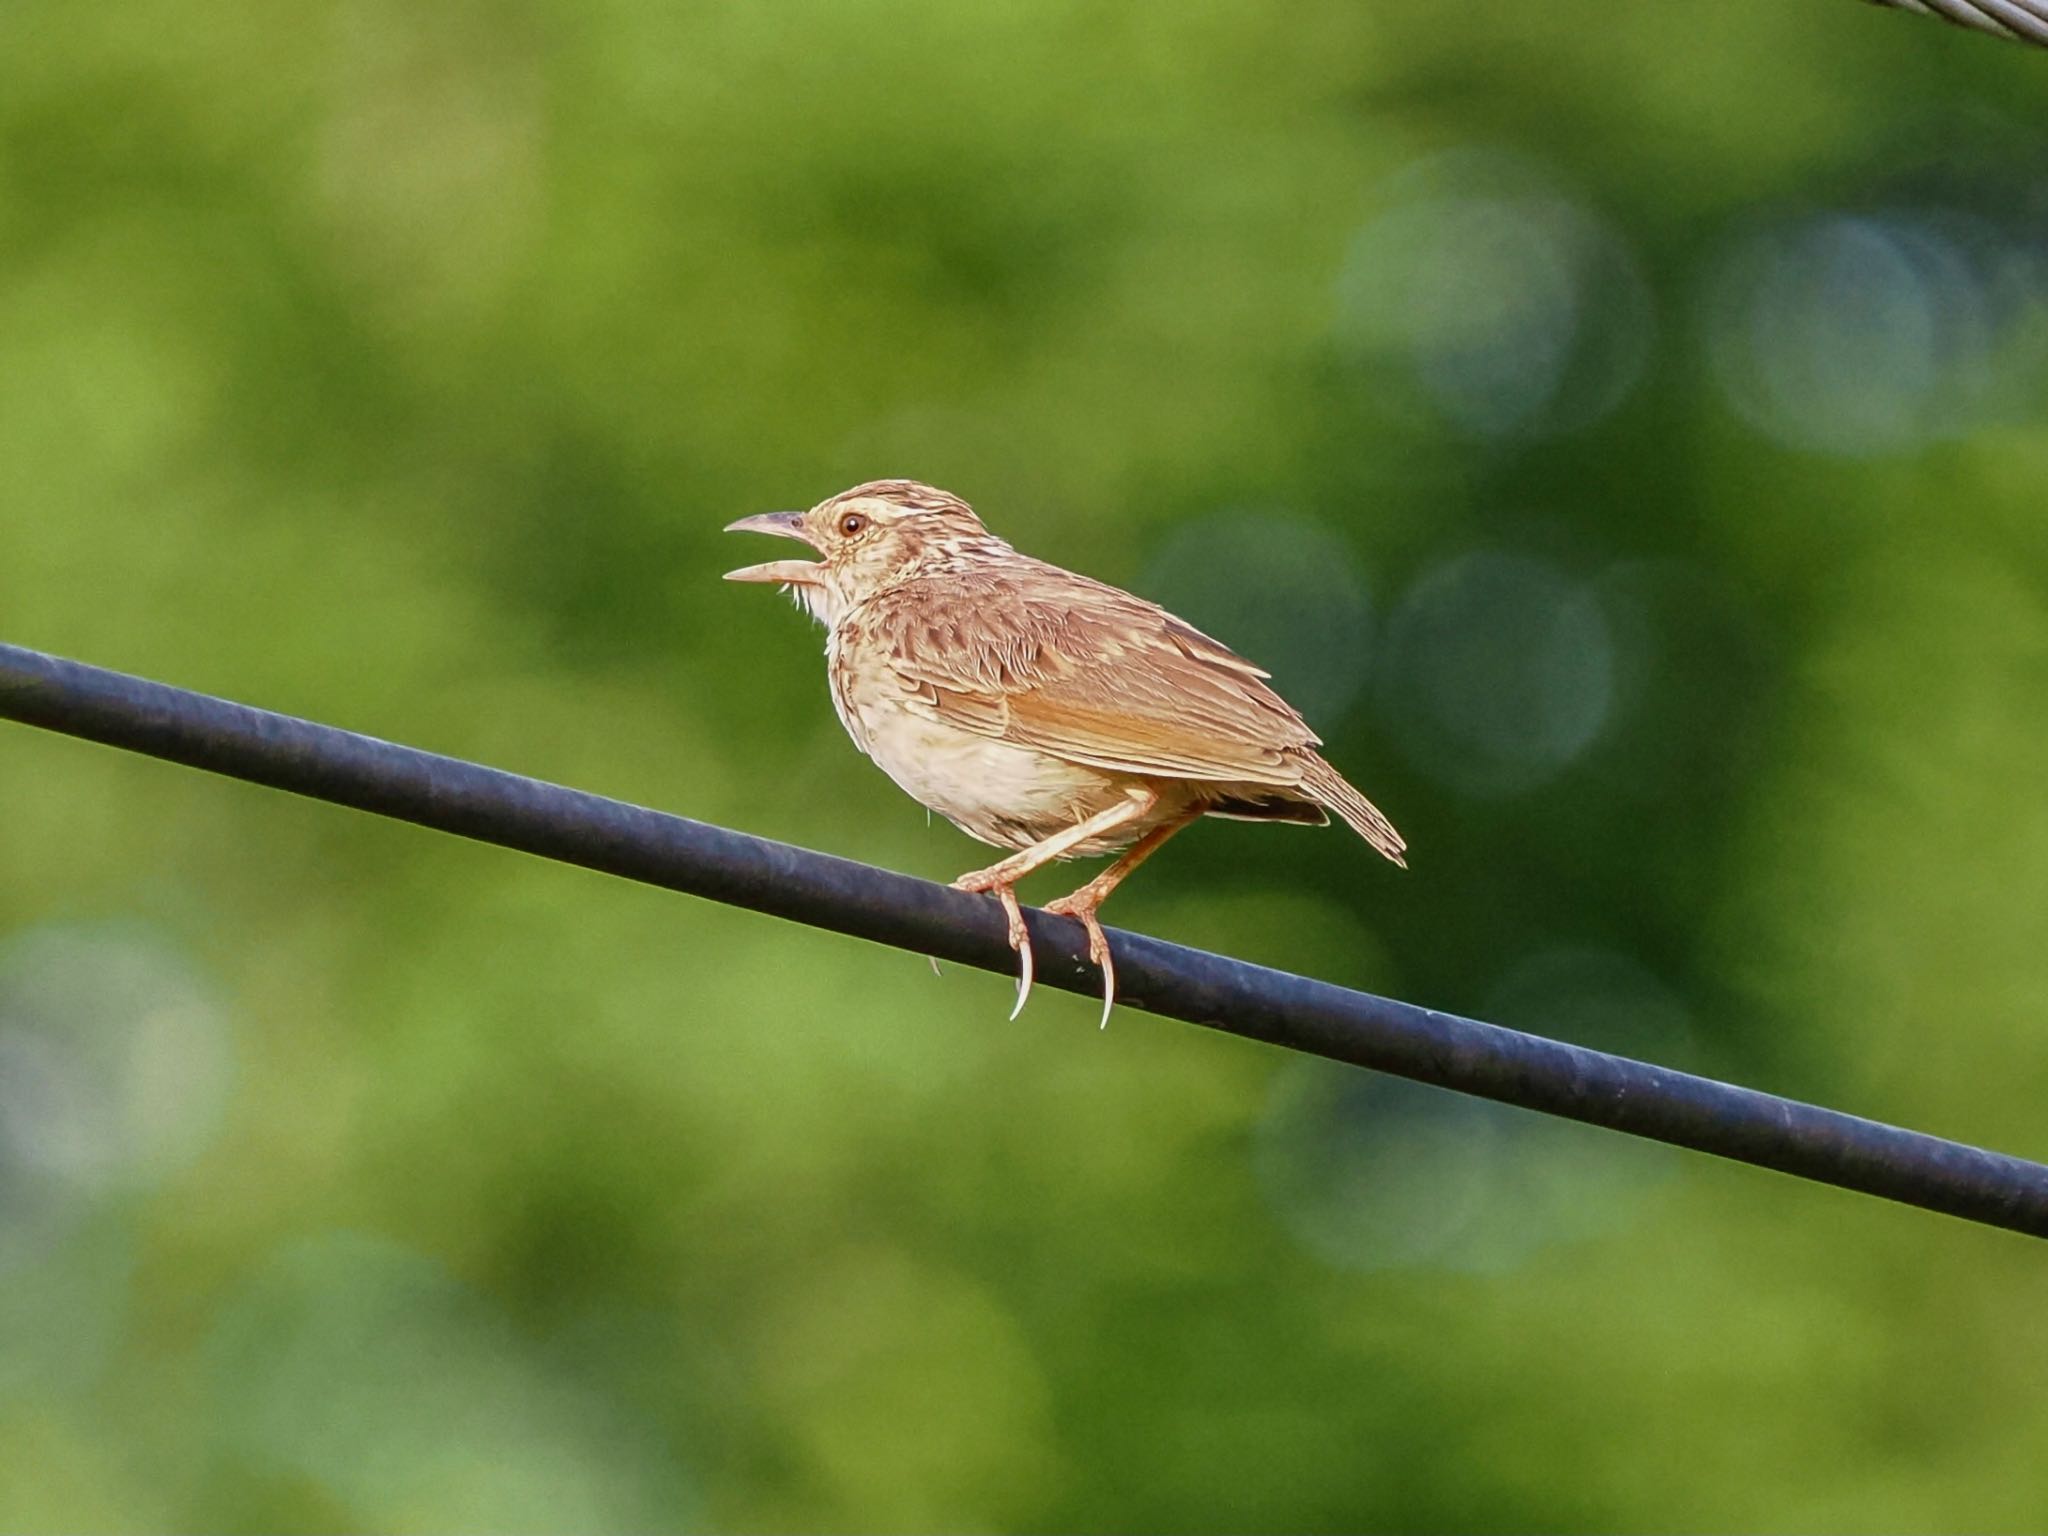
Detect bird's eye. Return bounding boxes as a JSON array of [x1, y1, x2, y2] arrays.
[[839, 513, 868, 536]]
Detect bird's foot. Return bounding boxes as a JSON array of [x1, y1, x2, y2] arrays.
[[1044, 888, 1116, 1029], [951, 873, 1034, 1018], [950, 862, 1015, 895]]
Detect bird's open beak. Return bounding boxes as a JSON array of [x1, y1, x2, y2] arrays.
[[723, 511, 824, 586]]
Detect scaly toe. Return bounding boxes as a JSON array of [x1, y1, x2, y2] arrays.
[[1046, 896, 1117, 1029], [995, 885, 1035, 1019], [953, 862, 1030, 895]]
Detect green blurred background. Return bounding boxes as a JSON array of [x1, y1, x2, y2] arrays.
[[3, 0, 2047, 1529]]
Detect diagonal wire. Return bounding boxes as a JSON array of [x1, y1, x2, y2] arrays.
[[1863, 0, 2048, 46], [3, 637, 2047, 1240]]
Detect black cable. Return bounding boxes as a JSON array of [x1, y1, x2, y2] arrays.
[[4, 639, 2045, 1239]]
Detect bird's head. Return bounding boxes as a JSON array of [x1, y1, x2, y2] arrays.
[[724, 479, 1004, 624]]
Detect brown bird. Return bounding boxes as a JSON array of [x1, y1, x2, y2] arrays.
[[725, 479, 1405, 1026]]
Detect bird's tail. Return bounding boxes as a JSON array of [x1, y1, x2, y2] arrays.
[[1299, 753, 1407, 868]]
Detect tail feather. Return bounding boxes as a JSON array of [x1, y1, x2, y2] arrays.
[[1299, 754, 1407, 867]]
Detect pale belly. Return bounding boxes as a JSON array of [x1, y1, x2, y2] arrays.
[[842, 690, 1162, 855]]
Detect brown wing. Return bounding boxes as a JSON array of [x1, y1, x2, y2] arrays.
[[864, 559, 1319, 785]]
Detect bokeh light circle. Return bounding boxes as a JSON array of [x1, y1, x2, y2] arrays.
[[1256, 947, 1692, 1273], [1336, 150, 1655, 439], [0, 923, 232, 1268], [1704, 208, 2041, 457], [1376, 550, 1614, 797]]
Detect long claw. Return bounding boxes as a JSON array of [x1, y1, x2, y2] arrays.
[[952, 874, 1036, 1017], [1046, 892, 1117, 1028], [996, 884, 1034, 1018], [1080, 911, 1115, 1029]]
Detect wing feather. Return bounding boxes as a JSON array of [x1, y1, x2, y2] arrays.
[[866, 560, 1317, 785]]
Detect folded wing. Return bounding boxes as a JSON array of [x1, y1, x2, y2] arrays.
[[872, 560, 1318, 783]]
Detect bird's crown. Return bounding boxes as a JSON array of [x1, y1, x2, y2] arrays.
[[724, 478, 1009, 623], [804, 478, 1005, 578]]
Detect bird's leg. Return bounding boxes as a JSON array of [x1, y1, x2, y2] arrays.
[[1044, 811, 1200, 1029], [951, 788, 1159, 1018], [951, 789, 1159, 893]]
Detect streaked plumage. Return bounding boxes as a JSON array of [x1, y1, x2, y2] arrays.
[[726, 479, 1404, 1023]]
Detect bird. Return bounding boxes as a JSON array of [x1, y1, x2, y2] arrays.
[[724, 479, 1405, 1026]]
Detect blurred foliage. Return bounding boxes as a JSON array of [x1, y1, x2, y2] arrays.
[[4, 0, 2048, 1529]]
